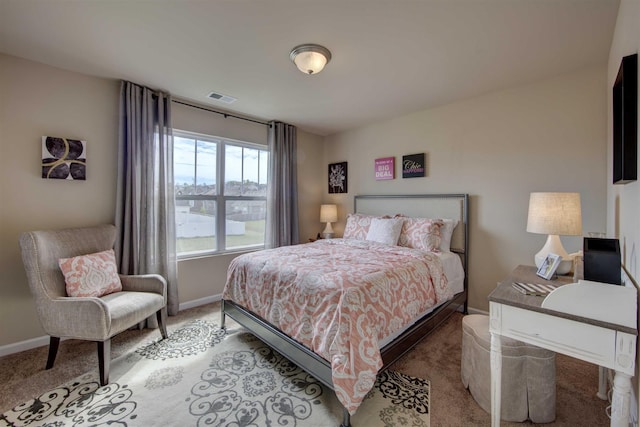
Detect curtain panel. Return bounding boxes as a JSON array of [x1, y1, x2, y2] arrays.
[[115, 81, 179, 315], [266, 121, 299, 248]]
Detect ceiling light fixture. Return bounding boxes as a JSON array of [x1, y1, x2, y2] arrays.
[[290, 44, 332, 75]]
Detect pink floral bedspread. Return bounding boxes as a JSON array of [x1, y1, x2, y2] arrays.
[[223, 238, 451, 414]]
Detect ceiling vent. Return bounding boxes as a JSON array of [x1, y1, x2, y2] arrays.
[[207, 91, 237, 104]]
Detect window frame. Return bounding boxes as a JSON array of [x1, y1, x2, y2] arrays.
[[174, 129, 269, 259]]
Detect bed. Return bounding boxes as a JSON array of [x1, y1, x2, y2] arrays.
[[221, 194, 469, 427]]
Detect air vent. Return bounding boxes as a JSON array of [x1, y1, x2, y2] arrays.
[[207, 91, 237, 104]]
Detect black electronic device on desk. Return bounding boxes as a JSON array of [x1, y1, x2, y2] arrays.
[[583, 237, 621, 285]]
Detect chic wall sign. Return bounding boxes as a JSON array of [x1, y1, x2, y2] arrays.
[[42, 136, 87, 180], [328, 161, 348, 193], [374, 157, 395, 180], [402, 153, 425, 178]]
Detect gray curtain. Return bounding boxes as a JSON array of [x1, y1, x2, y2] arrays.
[[266, 121, 299, 248], [115, 81, 179, 316]]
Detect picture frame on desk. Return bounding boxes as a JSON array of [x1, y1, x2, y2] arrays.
[[536, 253, 562, 280]]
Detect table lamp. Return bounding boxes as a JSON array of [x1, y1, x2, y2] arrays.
[[526, 192, 582, 275], [320, 204, 338, 239]]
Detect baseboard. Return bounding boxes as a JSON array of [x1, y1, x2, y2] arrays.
[[0, 294, 224, 358], [467, 306, 489, 316], [178, 294, 222, 311], [0, 335, 66, 358]]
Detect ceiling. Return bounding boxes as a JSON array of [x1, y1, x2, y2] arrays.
[[0, 0, 620, 136]]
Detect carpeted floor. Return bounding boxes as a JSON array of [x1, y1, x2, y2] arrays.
[[0, 302, 610, 426], [392, 311, 610, 426]]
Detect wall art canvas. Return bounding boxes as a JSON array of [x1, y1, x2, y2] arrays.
[[328, 161, 348, 193], [42, 136, 87, 180], [374, 157, 395, 180], [402, 153, 425, 178]]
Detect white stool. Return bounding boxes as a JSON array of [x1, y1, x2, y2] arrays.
[[461, 314, 556, 423]]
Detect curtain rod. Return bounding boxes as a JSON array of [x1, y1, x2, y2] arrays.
[[171, 99, 271, 127]]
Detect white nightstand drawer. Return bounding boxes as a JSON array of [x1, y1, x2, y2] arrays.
[[499, 304, 616, 368]]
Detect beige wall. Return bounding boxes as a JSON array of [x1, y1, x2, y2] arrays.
[[323, 66, 608, 312], [0, 54, 325, 348], [607, 0, 639, 285], [606, 0, 640, 416], [297, 130, 325, 241], [0, 54, 120, 346]]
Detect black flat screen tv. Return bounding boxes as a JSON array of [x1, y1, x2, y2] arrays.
[[612, 53, 637, 185]]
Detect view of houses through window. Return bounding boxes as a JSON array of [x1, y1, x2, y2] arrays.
[[174, 130, 268, 256]]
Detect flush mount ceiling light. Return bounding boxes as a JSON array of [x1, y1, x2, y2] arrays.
[[290, 44, 332, 75]]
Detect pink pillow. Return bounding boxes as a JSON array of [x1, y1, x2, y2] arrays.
[[59, 249, 122, 297], [397, 218, 444, 252], [343, 213, 376, 240]]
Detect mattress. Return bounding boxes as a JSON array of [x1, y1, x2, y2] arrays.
[[438, 251, 465, 294]]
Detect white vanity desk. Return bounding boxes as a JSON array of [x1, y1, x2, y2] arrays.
[[488, 265, 637, 427]]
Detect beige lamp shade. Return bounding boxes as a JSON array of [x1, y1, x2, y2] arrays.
[[526, 192, 582, 274], [526, 192, 582, 236], [320, 204, 338, 238], [320, 204, 338, 223]]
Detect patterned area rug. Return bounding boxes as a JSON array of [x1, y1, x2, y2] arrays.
[[0, 320, 430, 427]]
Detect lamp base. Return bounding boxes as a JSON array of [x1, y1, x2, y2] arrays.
[[322, 222, 334, 239], [534, 234, 573, 275]]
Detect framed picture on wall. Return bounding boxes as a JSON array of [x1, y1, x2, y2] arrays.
[[374, 157, 395, 180], [328, 162, 348, 193], [402, 153, 425, 178], [42, 136, 87, 180]]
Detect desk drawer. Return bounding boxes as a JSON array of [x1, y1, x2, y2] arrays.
[[499, 305, 616, 368]]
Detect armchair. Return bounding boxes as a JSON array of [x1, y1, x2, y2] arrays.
[[19, 224, 168, 386]]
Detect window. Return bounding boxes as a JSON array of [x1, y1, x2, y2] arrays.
[[174, 130, 269, 257]]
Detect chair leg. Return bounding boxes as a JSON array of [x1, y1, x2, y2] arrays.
[[157, 307, 168, 339], [97, 339, 110, 386], [46, 336, 60, 369]]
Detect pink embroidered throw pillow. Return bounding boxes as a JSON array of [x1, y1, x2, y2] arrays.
[[59, 249, 122, 297], [343, 213, 376, 240], [397, 218, 444, 252]]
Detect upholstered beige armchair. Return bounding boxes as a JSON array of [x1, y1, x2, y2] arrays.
[[19, 224, 168, 386]]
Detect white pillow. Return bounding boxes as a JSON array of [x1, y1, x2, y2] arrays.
[[440, 219, 459, 252], [366, 217, 404, 246]]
